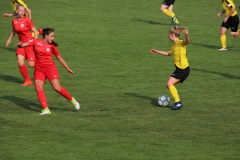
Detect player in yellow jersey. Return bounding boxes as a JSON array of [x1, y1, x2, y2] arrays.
[[150, 26, 190, 110], [160, 0, 179, 25], [217, 0, 239, 51], [3, 0, 32, 20]]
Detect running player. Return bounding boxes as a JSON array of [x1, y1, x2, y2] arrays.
[[6, 4, 38, 86], [217, 0, 239, 51], [3, 0, 32, 20], [18, 28, 80, 115], [150, 26, 190, 110], [160, 0, 179, 25]]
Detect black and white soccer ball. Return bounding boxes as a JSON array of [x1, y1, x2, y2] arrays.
[[158, 95, 170, 107]]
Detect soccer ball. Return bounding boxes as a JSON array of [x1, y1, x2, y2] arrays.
[[158, 95, 170, 107]]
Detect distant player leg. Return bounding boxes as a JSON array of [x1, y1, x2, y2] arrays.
[[17, 54, 32, 86], [160, 2, 179, 24], [220, 27, 227, 50]]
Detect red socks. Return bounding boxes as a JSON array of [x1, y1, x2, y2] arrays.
[[35, 84, 48, 109], [36, 85, 72, 109], [19, 65, 31, 81], [58, 87, 72, 101]]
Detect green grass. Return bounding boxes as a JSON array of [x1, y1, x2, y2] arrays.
[[0, 0, 240, 159]]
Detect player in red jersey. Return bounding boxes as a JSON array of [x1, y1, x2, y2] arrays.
[[18, 28, 80, 115], [6, 4, 38, 86]]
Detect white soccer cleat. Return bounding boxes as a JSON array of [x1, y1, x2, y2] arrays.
[[72, 97, 80, 110], [219, 48, 227, 51], [39, 108, 51, 115]]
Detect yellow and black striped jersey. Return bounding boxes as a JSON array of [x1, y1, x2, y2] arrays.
[[222, 0, 237, 17]]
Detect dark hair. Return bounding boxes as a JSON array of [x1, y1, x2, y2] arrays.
[[42, 28, 58, 46]]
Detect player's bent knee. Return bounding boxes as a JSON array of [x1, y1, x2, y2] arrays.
[[17, 60, 24, 66], [35, 84, 43, 92], [28, 62, 34, 68], [53, 86, 61, 92]]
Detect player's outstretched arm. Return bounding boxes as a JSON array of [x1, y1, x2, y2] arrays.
[[6, 30, 16, 47], [56, 55, 74, 76], [150, 49, 170, 56]]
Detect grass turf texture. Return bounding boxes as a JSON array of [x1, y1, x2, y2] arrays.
[[0, 0, 240, 159]]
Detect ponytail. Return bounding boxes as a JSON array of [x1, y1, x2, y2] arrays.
[[169, 26, 187, 37]]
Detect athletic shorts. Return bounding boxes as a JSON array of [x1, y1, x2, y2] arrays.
[[221, 15, 239, 32], [34, 65, 59, 82], [162, 0, 175, 6], [171, 66, 190, 83], [16, 45, 35, 62]]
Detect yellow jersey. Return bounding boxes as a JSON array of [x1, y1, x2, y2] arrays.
[[168, 39, 189, 69], [11, 0, 28, 11], [222, 0, 237, 17]]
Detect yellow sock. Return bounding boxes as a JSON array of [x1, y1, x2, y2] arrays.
[[220, 35, 227, 48], [169, 85, 180, 103], [163, 9, 174, 18], [163, 9, 179, 24]]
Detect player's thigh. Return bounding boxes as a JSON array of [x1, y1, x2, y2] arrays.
[[166, 76, 180, 87], [16, 54, 26, 66], [34, 69, 46, 82], [46, 65, 60, 82], [230, 15, 239, 32], [46, 65, 61, 91], [25, 45, 35, 62]]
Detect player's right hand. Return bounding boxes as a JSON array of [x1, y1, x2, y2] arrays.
[[150, 49, 156, 54], [6, 40, 11, 47]]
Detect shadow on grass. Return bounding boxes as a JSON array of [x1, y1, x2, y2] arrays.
[[1, 95, 39, 112], [0, 46, 16, 52], [189, 43, 220, 49], [131, 18, 170, 25], [190, 43, 240, 51], [1, 95, 76, 112], [192, 68, 240, 80], [125, 93, 171, 108], [0, 73, 22, 84]]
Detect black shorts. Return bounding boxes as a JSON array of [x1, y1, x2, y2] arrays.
[[162, 0, 175, 6], [171, 66, 190, 83], [221, 15, 239, 32]]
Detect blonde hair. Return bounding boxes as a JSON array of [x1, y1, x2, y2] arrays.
[[169, 26, 187, 37]]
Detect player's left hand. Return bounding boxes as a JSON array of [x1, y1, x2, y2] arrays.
[[223, 17, 228, 23], [185, 30, 189, 36], [68, 69, 74, 76]]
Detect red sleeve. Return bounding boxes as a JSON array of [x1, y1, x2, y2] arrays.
[[26, 18, 34, 29], [52, 45, 60, 56], [28, 39, 35, 46]]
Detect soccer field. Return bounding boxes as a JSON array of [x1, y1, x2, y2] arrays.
[[0, 0, 240, 159]]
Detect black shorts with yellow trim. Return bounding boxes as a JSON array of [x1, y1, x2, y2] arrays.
[[171, 66, 190, 83], [162, 0, 175, 6], [221, 15, 239, 32]]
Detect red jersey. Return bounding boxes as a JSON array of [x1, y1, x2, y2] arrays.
[[12, 16, 34, 42], [28, 39, 60, 71]]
